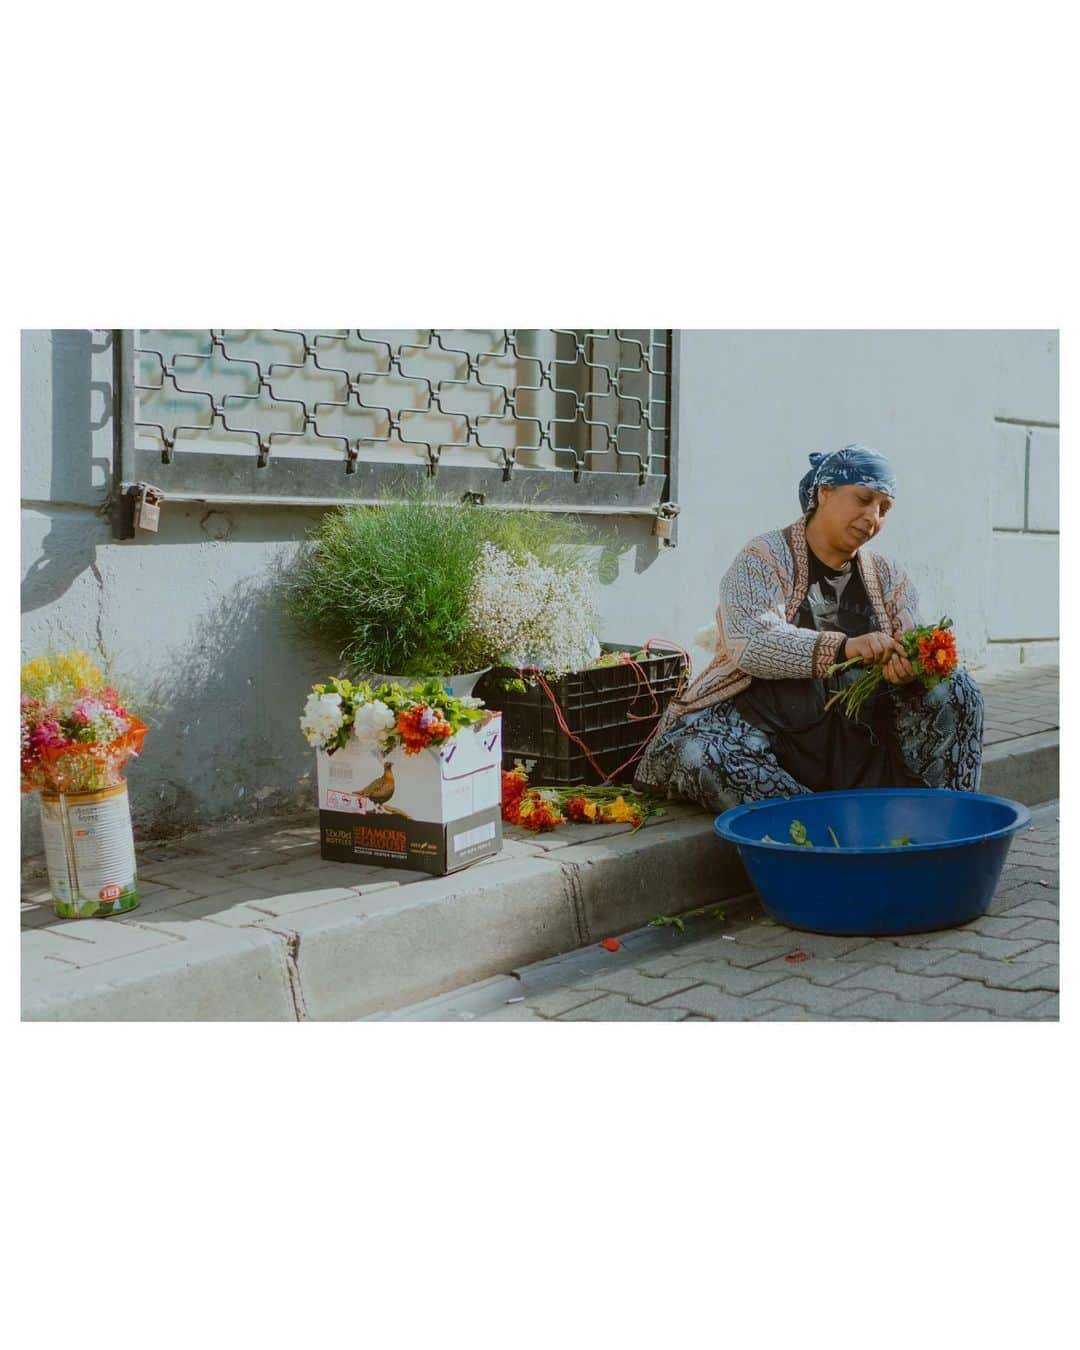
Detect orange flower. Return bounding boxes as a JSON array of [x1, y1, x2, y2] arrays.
[[395, 705, 453, 754], [516, 791, 564, 832], [564, 794, 598, 822], [915, 628, 957, 680]]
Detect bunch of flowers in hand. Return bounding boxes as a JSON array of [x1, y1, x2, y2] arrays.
[[300, 676, 487, 757], [463, 544, 600, 679], [825, 617, 960, 720], [20, 651, 147, 794], [500, 762, 665, 834]]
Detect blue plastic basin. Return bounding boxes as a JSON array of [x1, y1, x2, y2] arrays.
[[714, 789, 1031, 936]]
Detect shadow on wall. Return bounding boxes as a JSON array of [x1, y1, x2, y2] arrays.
[[22, 330, 112, 612], [127, 572, 338, 840]]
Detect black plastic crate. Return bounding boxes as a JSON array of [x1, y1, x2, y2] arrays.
[[474, 643, 688, 786]]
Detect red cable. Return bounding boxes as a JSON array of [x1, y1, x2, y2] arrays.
[[517, 641, 692, 786]]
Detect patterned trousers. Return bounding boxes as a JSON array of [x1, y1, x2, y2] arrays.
[[634, 671, 985, 812]]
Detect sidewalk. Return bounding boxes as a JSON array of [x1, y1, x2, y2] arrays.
[[21, 665, 1059, 1021], [377, 800, 1059, 1021]]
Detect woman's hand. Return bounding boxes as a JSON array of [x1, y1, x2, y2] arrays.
[[880, 648, 917, 685], [843, 632, 904, 668]]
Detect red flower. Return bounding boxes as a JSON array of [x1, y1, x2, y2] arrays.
[[599, 937, 621, 952], [785, 950, 809, 963], [515, 792, 564, 832], [501, 766, 531, 823], [915, 628, 957, 680], [395, 704, 453, 754], [564, 794, 597, 822]]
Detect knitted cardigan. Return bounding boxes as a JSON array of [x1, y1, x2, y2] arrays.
[[650, 515, 921, 742]]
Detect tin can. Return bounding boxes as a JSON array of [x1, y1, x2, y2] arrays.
[[39, 783, 139, 918]]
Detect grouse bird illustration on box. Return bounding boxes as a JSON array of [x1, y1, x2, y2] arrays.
[[351, 760, 411, 817]]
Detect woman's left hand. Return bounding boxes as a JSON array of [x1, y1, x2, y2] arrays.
[[881, 649, 917, 685]]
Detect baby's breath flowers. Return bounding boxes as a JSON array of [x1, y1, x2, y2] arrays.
[[464, 544, 599, 678]]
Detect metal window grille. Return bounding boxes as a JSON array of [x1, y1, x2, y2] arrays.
[[116, 329, 678, 531]]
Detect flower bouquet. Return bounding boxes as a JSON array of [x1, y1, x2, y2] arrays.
[[300, 676, 488, 757], [303, 676, 504, 874], [500, 761, 665, 834], [21, 651, 146, 918], [825, 618, 959, 719], [21, 651, 147, 795]]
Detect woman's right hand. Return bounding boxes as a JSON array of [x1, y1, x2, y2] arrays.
[[843, 632, 905, 666]]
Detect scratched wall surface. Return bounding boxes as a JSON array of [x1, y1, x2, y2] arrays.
[[20, 329, 1058, 854]]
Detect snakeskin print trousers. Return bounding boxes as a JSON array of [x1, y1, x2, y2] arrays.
[[633, 671, 984, 812]]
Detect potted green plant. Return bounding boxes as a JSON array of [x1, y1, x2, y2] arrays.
[[285, 488, 599, 695]]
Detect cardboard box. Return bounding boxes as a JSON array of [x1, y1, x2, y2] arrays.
[[315, 713, 503, 875]]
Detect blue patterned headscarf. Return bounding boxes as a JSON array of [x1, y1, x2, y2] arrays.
[[798, 444, 897, 513]]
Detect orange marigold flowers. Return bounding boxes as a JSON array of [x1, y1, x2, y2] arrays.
[[395, 704, 453, 754], [915, 628, 957, 679], [500, 766, 663, 831], [515, 792, 564, 832], [564, 795, 598, 822], [826, 617, 961, 720]]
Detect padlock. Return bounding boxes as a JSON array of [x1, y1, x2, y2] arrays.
[[134, 484, 162, 533], [653, 501, 680, 544]]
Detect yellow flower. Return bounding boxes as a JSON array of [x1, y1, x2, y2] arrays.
[[21, 650, 104, 700], [599, 795, 638, 824], [582, 800, 598, 820]]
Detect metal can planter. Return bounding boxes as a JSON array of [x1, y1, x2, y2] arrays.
[[39, 783, 139, 919]]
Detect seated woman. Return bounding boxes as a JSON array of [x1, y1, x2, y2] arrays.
[[635, 445, 984, 810]]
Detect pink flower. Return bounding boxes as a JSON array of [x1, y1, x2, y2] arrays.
[[29, 720, 68, 752]]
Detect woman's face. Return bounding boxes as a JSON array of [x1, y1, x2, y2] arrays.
[[816, 482, 893, 549]]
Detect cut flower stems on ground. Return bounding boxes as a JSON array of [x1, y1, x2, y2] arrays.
[[500, 761, 666, 833]]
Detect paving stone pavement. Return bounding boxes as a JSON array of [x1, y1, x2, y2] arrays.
[[21, 665, 1059, 1020], [383, 801, 1059, 1022]]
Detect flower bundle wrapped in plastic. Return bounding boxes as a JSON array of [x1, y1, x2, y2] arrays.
[[300, 676, 486, 757], [500, 761, 665, 834], [20, 651, 147, 795], [825, 618, 959, 720]]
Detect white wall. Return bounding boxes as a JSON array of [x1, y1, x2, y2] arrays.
[[593, 330, 1059, 675], [21, 329, 1058, 854]]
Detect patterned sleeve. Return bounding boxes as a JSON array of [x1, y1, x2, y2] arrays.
[[718, 547, 846, 680], [877, 554, 922, 635]]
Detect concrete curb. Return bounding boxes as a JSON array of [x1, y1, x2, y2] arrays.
[[980, 731, 1059, 806], [22, 736, 1057, 1021], [22, 925, 296, 1022]]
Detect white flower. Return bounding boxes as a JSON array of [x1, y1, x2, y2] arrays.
[[464, 544, 599, 678], [351, 698, 396, 750], [300, 691, 345, 749]]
